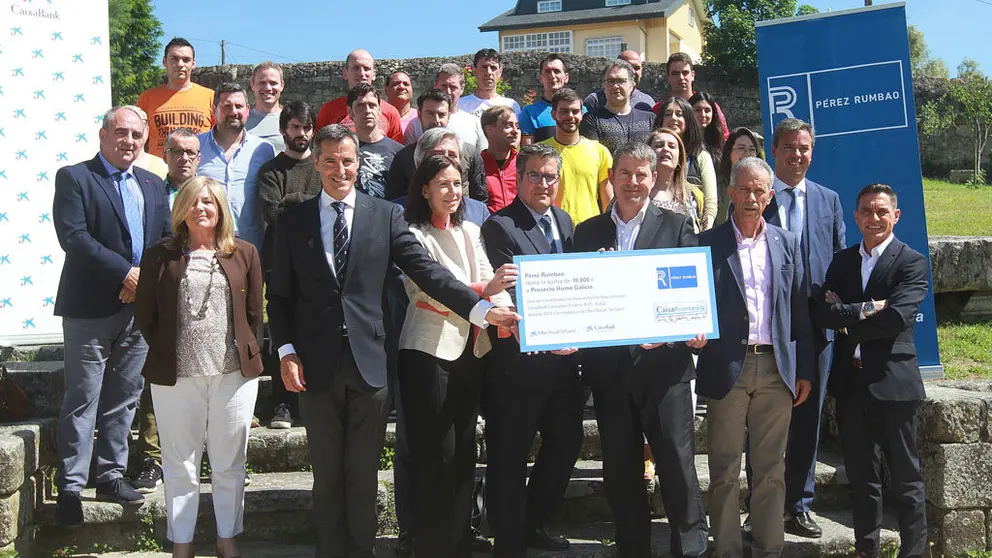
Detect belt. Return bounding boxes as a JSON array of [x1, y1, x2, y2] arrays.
[[748, 344, 774, 355], [852, 358, 862, 369]]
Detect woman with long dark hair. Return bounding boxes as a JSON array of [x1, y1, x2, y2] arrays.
[[716, 127, 765, 226], [688, 92, 727, 163], [655, 96, 717, 230]]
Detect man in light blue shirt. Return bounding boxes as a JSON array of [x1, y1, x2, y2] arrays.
[[197, 82, 276, 254]]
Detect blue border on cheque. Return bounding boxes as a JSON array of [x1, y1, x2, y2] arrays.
[[513, 247, 721, 352]]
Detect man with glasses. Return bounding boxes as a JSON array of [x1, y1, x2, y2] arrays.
[[583, 51, 655, 113], [580, 60, 655, 156], [541, 88, 612, 225], [161, 128, 201, 207]]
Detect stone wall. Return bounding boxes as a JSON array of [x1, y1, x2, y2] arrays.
[[193, 53, 979, 178]]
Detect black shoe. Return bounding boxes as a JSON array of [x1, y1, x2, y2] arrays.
[[742, 514, 753, 540], [132, 458, 163, 494], [471, 527, 493, 552], [270, 403, 293, 429], [56, 490, 83, 527], [785, 511, 823, 539], [95, 477, 145, 506], [394, 531, 413, 558], [526, 526, 570, 551]]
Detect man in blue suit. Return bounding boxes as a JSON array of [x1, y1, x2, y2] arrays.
[[698, 157, 813, 558], [763, 118, 846, 538], [52, 106, 172, 526]]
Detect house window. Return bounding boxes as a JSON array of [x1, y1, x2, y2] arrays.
[[586, 37, 624, 59], [502, 30, 573, 53], [537, 0, 562, 13], [606, 0, 632, 6], [689, 7, 696, 27]]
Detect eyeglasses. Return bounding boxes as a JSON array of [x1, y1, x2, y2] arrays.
[[525, 172, 560, 185], [604, 78, 629, 86], [165, 148, 200, 159], [732, 145, 758, 155]]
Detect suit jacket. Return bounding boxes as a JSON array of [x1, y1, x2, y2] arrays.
[[572, 203, 698, 389], [53, 155, 171, 318], [481, 198, 577, 385], [135, 239, 264, 386], [696, 220, 814, 399], [812, 238, 928, 402], [266, 191, 484, 390], [399, 222, 512, 361]]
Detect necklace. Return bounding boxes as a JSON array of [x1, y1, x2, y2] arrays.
[[183, 252, 219, 320]]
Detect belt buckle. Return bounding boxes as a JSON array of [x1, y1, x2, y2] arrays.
[[751, 344, 769, 355]]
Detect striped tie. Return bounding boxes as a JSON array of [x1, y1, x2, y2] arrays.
[[331, 201, 350, 283]]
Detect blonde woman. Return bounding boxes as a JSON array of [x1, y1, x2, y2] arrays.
[[135, 176, 263, 558], [647, 128, 704, 233]]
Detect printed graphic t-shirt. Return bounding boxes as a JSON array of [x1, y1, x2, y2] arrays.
[[137, 83, 215, 158], [358, 137, 403, 199]]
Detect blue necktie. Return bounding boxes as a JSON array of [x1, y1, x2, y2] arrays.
[[786, 187, 803, 242], [332, 201, 350, 282], [114, 172, 144, 265], [539, 215, 558, 254]]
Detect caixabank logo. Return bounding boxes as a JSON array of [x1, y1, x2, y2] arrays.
[[767, 60, 909, 138]]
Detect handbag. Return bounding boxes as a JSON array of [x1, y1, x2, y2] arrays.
[[0, 364, 31, 423]]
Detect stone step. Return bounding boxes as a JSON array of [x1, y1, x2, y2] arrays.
[[35, 452, 851, 555]]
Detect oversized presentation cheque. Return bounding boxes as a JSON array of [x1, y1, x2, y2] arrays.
[[513, 247, 720, 352]]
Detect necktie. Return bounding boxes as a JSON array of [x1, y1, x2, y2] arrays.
[[331, 201, 350, 282], [114, 172, 144, 265], [786, 187, 803, 242], [539, 215, 558, 254]]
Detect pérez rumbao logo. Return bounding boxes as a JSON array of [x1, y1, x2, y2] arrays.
[[767, 60, 908, 138]]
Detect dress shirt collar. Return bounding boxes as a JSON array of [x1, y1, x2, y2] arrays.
[[320, 187, 357, 211], [206, 128, 248, 153], [98, 152, 136, 179], [859, 233, 896, 260], [773, 176, 806, 195], [610, 201, 649, 227], [524, 202, 554, 227], [731, 216, 767, 245]]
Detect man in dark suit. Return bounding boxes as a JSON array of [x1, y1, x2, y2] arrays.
[[698, 157, 813, 558], [52, 106, 172, 526], [762, 117, 846, 538], [266, 124, 517, 558], [572, 142, 709, 558], [480, 144, 585, 556], [812, 183, 928, 558]]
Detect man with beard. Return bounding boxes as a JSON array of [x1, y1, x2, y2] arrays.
[[257, 100, 322, 430], [386, 71, 418, 135], [197, 82, 276, 255], [348, 84, 403, 200], [316, 49, 404, 142], [520, 54, 575, 145], [247, 61, 286, 151], [541, 88, 612, 225]]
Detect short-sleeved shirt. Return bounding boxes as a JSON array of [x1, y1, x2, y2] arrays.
[[582, 88, 656, 113], [246, 108, 285, 152], [579, 106, 656, 156], [519, 98, 556, 144], [541, 136, 612, 225], [196, 129, 277, 254], [358, 137, 403, 199], [403, 110, 488, 155], [458, 94, 522, 118], [315, 96, 405, 143], [136, 83, 215, 158]]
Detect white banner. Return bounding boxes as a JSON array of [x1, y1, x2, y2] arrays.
[[0, 0, 112, 344]]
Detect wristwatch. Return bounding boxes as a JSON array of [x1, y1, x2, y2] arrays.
[[862, 300, 877, 318]]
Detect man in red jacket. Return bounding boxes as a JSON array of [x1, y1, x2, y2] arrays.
[[315, 49, 404, 142]]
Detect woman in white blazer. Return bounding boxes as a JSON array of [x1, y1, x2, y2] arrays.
[[399, 154, 514, 558]]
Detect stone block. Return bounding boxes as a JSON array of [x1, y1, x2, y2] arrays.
[[0, 479, 34, 547], [917, 385, 988, 443], [3, 361, 65, 418], [929, 237, 992, 294], [920, 442, 992, 509], [0, 422, 42, 496], [929, 507, 986, 557]]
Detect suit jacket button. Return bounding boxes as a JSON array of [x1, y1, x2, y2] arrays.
[[740, 339, 747, 345]]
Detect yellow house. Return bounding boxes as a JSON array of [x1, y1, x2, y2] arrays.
[[479, 0, 707, 63]]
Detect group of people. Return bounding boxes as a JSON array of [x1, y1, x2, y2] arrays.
[[49, 36, 930, 558]]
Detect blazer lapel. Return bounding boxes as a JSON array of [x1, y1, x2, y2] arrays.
[[91, 157, 128, 228], [136, 172, 157, 246], [305, 197, 336, 287], [865, 238, 902, 296], [633, 204, 662, 251], [766, 228, 785, 317], [512, 198, 553, 254], [723, 225, 746, 299], [552, 206, 574, 244], [763, 195, 781, 228]]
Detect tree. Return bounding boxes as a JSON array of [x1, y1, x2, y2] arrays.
[[702, 0, 818, 74], [908, 24, 949, 79], [920, 60, 992, 185], [108, 0, 163, 106]]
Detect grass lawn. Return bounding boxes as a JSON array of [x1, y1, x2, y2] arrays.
[[938, 319, 992, 380], [922, 178, 992, 236]]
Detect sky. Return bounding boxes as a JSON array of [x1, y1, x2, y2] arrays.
[[150, 0, 992, 76]]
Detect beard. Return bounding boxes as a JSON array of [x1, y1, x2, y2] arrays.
[[284, 134, 311, 154]]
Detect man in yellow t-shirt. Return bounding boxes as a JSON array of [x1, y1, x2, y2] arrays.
[[540, 88, 612, 225], [137, 38, 214, 158]]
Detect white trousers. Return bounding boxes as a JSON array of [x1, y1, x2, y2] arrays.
[[151, 373, 258, 543]]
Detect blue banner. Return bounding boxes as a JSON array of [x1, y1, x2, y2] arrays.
[[756, 2, 942, 374]]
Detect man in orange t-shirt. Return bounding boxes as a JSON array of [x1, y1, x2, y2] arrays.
[[315, 49, 403, 142], [137, 38, 214, 158]]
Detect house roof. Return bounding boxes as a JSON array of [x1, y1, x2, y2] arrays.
[[479, 0, 683, 32]]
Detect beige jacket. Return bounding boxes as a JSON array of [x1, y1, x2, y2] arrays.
[[399, 221, 512, 361]]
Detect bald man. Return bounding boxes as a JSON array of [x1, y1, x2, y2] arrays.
[[582, 50, 655, 113], [315, 49, 404, 142]]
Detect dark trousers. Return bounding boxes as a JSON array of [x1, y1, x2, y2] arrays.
[[136, 382, 160, 465], [300, 342, 390, 558], [593, 379, 708, 558], [483, 359, 585, 557], [399, 346, 483, 558], [836, 383, 926, 558]]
